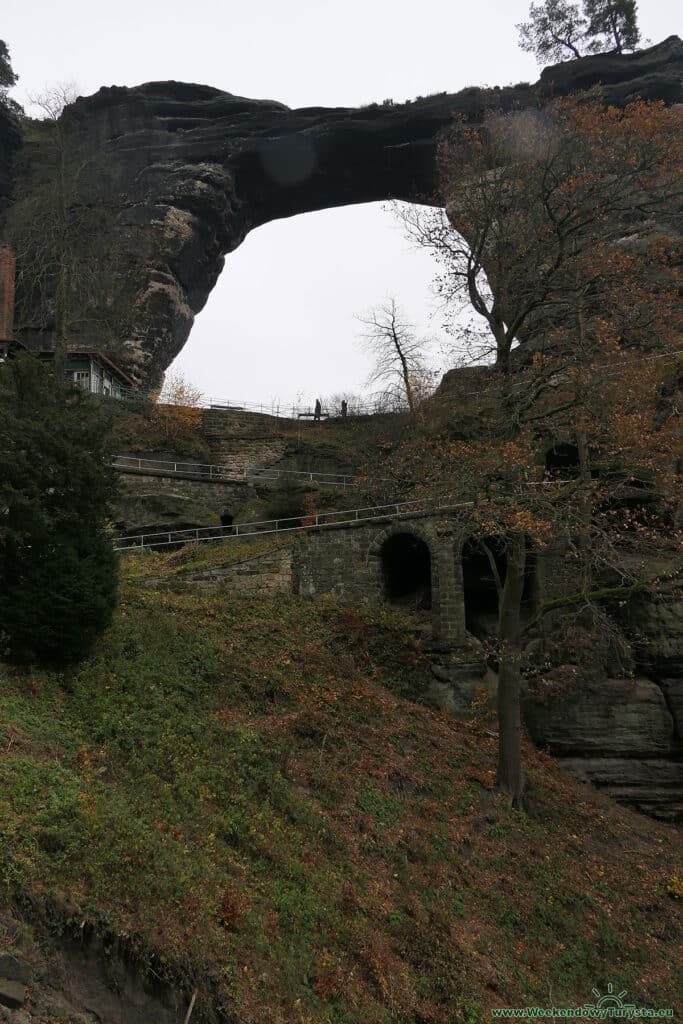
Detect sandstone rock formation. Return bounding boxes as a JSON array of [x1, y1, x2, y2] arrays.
[[0, 104, 20, 215], [1, 37, 680, 386]]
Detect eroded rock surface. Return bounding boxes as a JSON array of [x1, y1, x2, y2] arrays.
[[523, 677, 676, 758], [0, 106, 20, 214], [3, 36, 680, 386]]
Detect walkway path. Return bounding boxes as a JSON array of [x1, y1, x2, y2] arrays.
[[114, 497, 473, 551], [112, 455, 358, 488], [114, 480, 566, 552]]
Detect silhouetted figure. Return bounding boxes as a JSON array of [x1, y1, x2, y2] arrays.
[[313, 398, 322, 423], [341, 399, 348, 419]]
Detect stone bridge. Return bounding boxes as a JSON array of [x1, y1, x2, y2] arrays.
[[295, 513, 504, 646], [144, 509, 682, 821], [154, 506, 558, 647]]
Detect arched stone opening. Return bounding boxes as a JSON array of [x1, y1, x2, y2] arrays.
[[220, 511, 234, 527], [545, 442, 580, 477], [462, 537, 502, 639], [461, 537, 537, 640], [380, 532, 432, 610]]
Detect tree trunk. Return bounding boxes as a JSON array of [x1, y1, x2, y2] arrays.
[[496, 532, 527, 806], [574, 269, 593, 585], [491, 303, 510, 375], [609, 12, 623, 53], [392, 328, 415, 414]]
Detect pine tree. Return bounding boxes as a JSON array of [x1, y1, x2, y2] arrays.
[[0, 39, 21, 116], [517, 0, 587, 63], [0, 354, 118, 664], [0, 40, 17, 92], [517, 0, 641, 63], [583, 0, 640, 53]]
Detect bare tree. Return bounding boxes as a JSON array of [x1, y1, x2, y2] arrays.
[[25, 81, 80, 121], [356, 298, 434, 415], [6, 82, 110, 375], [399, 98, 681, 379], [389, 98, 681, 805]]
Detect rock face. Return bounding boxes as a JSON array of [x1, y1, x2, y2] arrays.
[[115, 469, 250, 535], [0, 907, 185, 1024], [0, 104, 20, 215], [3, 36, 681, 386], [524, 674, 683, 820], [427, 660, 683, 820], [523, 677, 676, 757]]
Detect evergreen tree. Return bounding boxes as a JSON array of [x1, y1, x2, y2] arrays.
[[0, 39, 21, 116], [517, 0, 641, 63], [0, 40, 17, 91], [0, 354, 118, 664], [583, 0, 640, 53], [517, 0, 587, 62]]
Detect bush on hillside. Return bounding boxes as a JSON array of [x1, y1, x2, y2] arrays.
[[0, 354, 118, 663]]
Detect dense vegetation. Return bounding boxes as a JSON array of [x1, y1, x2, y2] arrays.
[[0, 355, 118, 663], [0, 549, 680, 1022]]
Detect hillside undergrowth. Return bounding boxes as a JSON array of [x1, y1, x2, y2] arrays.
[[0, 573, 680, 1023]]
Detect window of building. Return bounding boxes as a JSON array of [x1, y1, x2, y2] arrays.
[[70, 370, 91, 390]]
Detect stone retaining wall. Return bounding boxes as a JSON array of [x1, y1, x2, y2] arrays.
[[116, 473, 249, 533]]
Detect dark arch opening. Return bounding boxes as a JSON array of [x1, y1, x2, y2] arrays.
[[545, 442, 580, 477], [220, 511, 234, 527], [462, 537, 503, 639], [380, 533, 432, 610], [462, 537, 537, 641]]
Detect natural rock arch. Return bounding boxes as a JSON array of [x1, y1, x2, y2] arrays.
[[2, 37, 680, 386]]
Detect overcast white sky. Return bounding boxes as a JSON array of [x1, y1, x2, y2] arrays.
[[3, 0, 679, 405]]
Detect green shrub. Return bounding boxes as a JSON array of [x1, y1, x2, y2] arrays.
[[0, 354, 118, 663]]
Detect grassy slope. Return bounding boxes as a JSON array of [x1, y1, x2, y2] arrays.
[[0, 553, 680, 1023], [123, 535, 292, 581]]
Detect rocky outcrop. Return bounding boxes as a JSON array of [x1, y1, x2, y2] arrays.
[[523, 675, 683, 820], [0, 910, 189, 1024], [523, 677, 676, 757], [424, 663, 683, 820], [115, 470, 250, 535], [559, 757, 683, 820], [626, 588, 683, 679], [0, 104, 20, 216], [540, 34, 683, 100], [4, 37, 681, 386]]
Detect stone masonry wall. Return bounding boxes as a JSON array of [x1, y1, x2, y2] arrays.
[[294, 522, 382, 603], [201, 409, 290, 470], [122, 507, 683, 819], [293, 515, 468, 645]]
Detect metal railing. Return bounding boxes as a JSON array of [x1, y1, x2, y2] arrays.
[[113, 392, 411, 419], [113, 478, 568, 553], [201, 394, 409, 418], [111, 455, 357, 488], [114, 497, 475, 552]]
